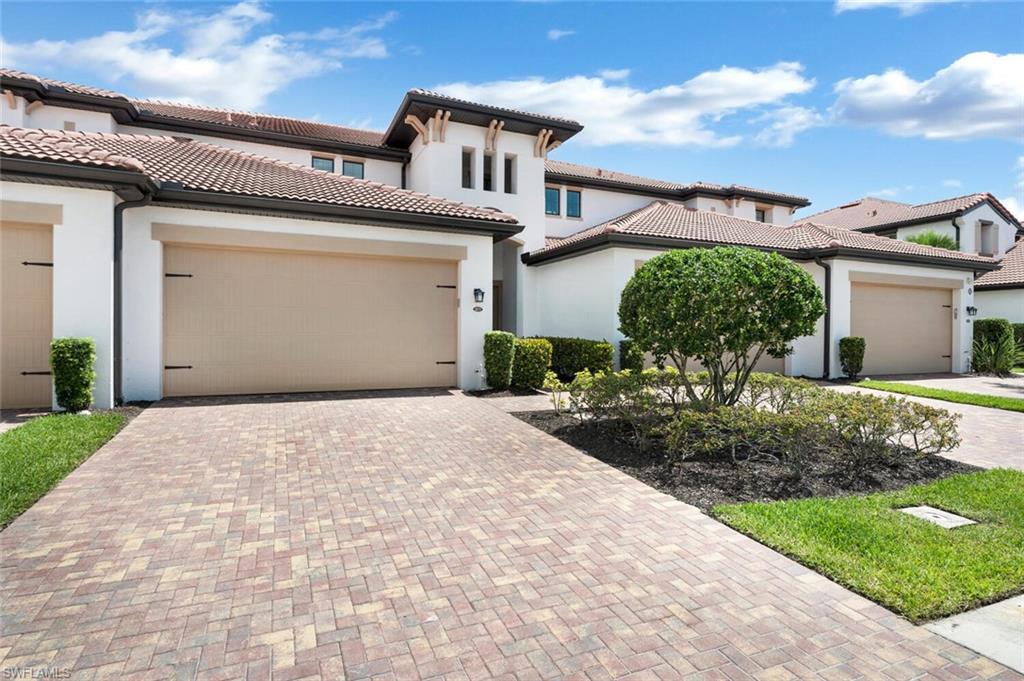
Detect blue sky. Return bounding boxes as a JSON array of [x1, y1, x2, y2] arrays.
[[2, 1, 1021, 218]]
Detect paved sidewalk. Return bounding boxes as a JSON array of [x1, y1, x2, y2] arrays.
[[0, 391, 1015, 679], [865, 374, 1024, 401]]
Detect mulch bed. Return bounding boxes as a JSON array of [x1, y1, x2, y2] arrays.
[[514, 410, 978, 512]]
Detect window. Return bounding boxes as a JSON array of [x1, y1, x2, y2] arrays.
[[341, 160, 364, 179], [566, 189, 582, 218], [545, 187, 560, 216], [483, 152, 494, 192], [461, 148, 474, 189], [312, 156, 335, 173], [755, 208, 767, 223], [504, 154, 517, 194]]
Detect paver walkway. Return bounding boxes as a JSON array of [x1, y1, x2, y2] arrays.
[[0, 391, 1017, 680], [865, 374, 1024, 401]]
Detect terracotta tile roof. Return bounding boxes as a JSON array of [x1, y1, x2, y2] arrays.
[[802, 194, 1022, 232], [0, 126, 517, 224], [0, 67, 129, 100], [133, 101, 387, 149], [544, 159, 810, 206], [975, 239, 1024, 288], [409, 89, 582, 126], [527, 200, 996, 268]]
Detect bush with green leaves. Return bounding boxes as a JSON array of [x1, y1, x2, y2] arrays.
[[619, 247, 824, 409], [484, 331, 516, 389], [839, 336, 866, 379], [618, 339, 645, 373], [972, 333, 1022, 376], [511, 338, 552, 390], [543, 371, 568, 414], [904, 230, 958, 251], [50, 338, 96, 412], [974, 318, 1013, 346], [735, 373, 818, 413], [1013, 323, 1024, 349], [534, 336, 613, 380]]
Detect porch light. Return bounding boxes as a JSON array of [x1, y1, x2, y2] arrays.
[[473, 288, 486, 303], [966, 306, 978, 317]]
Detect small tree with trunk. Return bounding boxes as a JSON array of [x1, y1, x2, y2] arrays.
[[619, 247, 825, 408]]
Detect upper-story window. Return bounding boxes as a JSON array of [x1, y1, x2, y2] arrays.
[[312, 156, 335, 173], [545, 187, 560, 216], [462, 148, 475, 189], [504, 154, 517, 194], [342, 160, 364, 179], [483, 152, 495, 192], [566, 189, 582, 218], [755, 208, 767, 223]]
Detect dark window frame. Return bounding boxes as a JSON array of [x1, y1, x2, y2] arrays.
[[566, 189, 582, 218], [461, 148, 475, 189], [545, 186, 560, 216], [503, 154, 516, 194], [755, 208, 767, 223], [311, 156, 335, 173], [341, 159, 365, 179], [483, 152, 495, 192]]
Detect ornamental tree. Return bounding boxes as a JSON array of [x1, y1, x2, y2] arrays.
[[618, 247, 825, 408]]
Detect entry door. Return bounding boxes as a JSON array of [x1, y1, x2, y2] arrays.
[[163, 245, 458, 397], [1, 222, 53, 408], [851, 282, 953, 375]]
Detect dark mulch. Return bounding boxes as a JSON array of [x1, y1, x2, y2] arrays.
[[514, 410, 979, 512], [467, 388, 543, 399]]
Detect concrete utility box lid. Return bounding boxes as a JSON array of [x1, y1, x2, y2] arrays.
[[900, 505, 976, 528]]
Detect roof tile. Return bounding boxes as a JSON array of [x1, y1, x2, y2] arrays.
[[802, 194, 1021, 232], [975, 239, 1024, 288]]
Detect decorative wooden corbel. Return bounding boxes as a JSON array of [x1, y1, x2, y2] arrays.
[[25, 100, 44, 114], [3, 90, 17, 110], [404, 114, 430, 145]]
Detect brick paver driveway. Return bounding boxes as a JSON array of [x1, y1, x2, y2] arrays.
[[0, 392, 1015, 680]]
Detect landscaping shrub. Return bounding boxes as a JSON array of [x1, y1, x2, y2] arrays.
[[618, 339, 645, 373], [535, 336, 613, 380], [839, 336, 866, 379], [736, 373, 817, 413], [484, 331, 515, 390], [511, 338, 552, 390], [543, 371, 568, 414], [1013, 323, 1024, 349], [904, 230, 958, 251], [973, 318, 1013, 346], [572, 369, 660, 445], [972, 333, 1022, 376], [619, 247, 825, 408], [50, 337, 96, 412]]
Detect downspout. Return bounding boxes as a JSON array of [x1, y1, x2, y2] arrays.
[[113, 190, 154, 405], [951, 218, 961, 250], [813, 256, 832, 379], [401, 159, 407, 189]]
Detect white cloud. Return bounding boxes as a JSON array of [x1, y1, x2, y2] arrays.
[[832, 52, 1024, 140], [942, 179, 962, 188], [435, 62, 816, 147], [546, 28, 575, 41], [1001, 196, 1024, 221], [835, 0, 954, 16], [752, 106, 824, 147], [0, 2, 395, 109], [869, 185, 915, 197], [1003, 156, 1024, 221], [598, 68, 631, 81]]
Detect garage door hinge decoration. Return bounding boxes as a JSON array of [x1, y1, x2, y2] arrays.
[[435, 361, 456, 365], [21, 261, 53, 267], [20, 370, 51, 376], [165, 273, 193, 278], [435, 284, 456, 289], [164, 365, 193, 370]]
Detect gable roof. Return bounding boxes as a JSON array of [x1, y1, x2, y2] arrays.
[[0, 125, 520, 235], [524, 200, 997, 271], [544, 159, 811, 207], [802, 194, 1022, 233], [975, 239, 1024, 289]]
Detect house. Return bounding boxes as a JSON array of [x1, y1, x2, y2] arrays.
[[804, 195, 1024, 323], [0, 69, 1001, 409]]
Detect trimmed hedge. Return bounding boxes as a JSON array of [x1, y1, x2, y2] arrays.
[[839, 336, 866, 379], [484, 331, 515, 390], [50, 337, 96, 412], [534, 336, 613, 380], [619, 339, 645, 373], [512, 338, 552, 390], [974, 318, 1013, 346]]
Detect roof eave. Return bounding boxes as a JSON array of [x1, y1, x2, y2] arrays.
[[809, 246, 998, 272], [0, 156, 156, 198], [543, 171, 810, 207], [973, 281, 1024, 291]]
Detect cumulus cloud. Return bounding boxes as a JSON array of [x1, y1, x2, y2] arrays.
[[546, 29, 575, 41], [1002, 156, 1024, 221], [835, 0, 954, 16], [0, 1, 395, 109], [752, 106, 824, 147], [435, 62, 816, 147], [832, 52, 1024, 140]]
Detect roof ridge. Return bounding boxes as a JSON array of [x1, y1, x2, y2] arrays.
[[910, 192, 986, 209], [134, 99, 384, 134]]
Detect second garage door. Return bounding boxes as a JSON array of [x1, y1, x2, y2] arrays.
[[163, 245, 458, 397], [851, 282, 952, 375]]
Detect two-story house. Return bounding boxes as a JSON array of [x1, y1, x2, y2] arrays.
[[0, 69, 1006, 409]]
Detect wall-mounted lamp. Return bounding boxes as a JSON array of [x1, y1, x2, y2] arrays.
[[966, 306, 978, 317], [473, 288, 486, 303]]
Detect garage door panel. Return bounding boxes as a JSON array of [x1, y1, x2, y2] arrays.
[[851, 282, 952, 375], [164, 245, 458, 396]]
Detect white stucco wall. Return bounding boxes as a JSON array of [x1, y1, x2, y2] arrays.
[[894, 203, 1017, 259], [121, 206, 494, 400], [531, 249, 619, 344], [543, 186, 652, 237], [1, 181, 117, 408], [1, 95, 116, 133], [975, 288, 1024, 323]]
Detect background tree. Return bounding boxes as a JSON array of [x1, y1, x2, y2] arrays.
[[619, 247, 825, 408], [905, 230, 959, 251]]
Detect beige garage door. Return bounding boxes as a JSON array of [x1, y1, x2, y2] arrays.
[[851, 282, 952, 375], [1, 222, 53, 408], [163, 245, 458, 397]]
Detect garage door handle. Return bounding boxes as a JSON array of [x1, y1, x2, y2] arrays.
[[164, 365, 193, 370], [20, 370, 51, 375]]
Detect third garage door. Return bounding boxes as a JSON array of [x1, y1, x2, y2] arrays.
[[163, 245, 458, 397], [850, 282, 952, 375]]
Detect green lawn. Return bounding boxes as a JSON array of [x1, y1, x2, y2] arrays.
[[0, 412, 126, 529], [715, 470, 1024, 622], [855, 379, 1024, 413]]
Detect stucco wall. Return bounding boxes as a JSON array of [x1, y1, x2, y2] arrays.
[[894, 203, 1016, 259], [975, 288, 1024, 323], [531, 249, 619, 345], [1, 95, 116, 133], [543, 186, 652, 237]]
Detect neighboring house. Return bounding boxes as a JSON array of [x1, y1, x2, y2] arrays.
[[804, 195, 1024, 323], [0, 69, 1001, 409]]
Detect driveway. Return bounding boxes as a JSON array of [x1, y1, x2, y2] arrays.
[[0, 392, 1014, 680], [866, 373, 1024, 400]]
